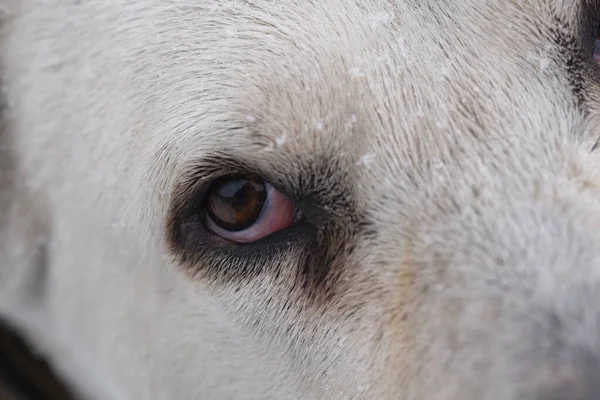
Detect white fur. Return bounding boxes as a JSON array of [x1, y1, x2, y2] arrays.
[[2, 0, 600, 399]]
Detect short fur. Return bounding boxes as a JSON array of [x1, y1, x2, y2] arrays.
[[2, 0, 600, 399]]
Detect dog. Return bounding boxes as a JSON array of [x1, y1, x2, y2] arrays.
[[2, 0, 600, 399]]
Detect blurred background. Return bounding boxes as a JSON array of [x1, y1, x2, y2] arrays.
[[0, 321, 76, 400]]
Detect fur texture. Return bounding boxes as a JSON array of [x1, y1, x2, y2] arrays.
[[2, 0, 600, 399]]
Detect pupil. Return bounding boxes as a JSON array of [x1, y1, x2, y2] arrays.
[[207, 177, 267, 232]]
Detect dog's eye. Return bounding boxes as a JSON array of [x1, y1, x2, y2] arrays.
[[204, 176, 297, 243]]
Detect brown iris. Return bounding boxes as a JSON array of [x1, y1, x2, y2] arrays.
[[205, 176, 268, 232]]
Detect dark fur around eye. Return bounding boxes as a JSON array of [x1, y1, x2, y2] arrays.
[[164, 154, 362, 293], [165, 159, 312, 281]]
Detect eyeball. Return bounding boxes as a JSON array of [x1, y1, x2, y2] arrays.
[[205, 176, 297, 243]]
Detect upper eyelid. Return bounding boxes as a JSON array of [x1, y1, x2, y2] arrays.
[[175, 157, 299, 210]]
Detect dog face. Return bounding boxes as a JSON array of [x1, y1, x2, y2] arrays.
[[3, 0, 600, 399]]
